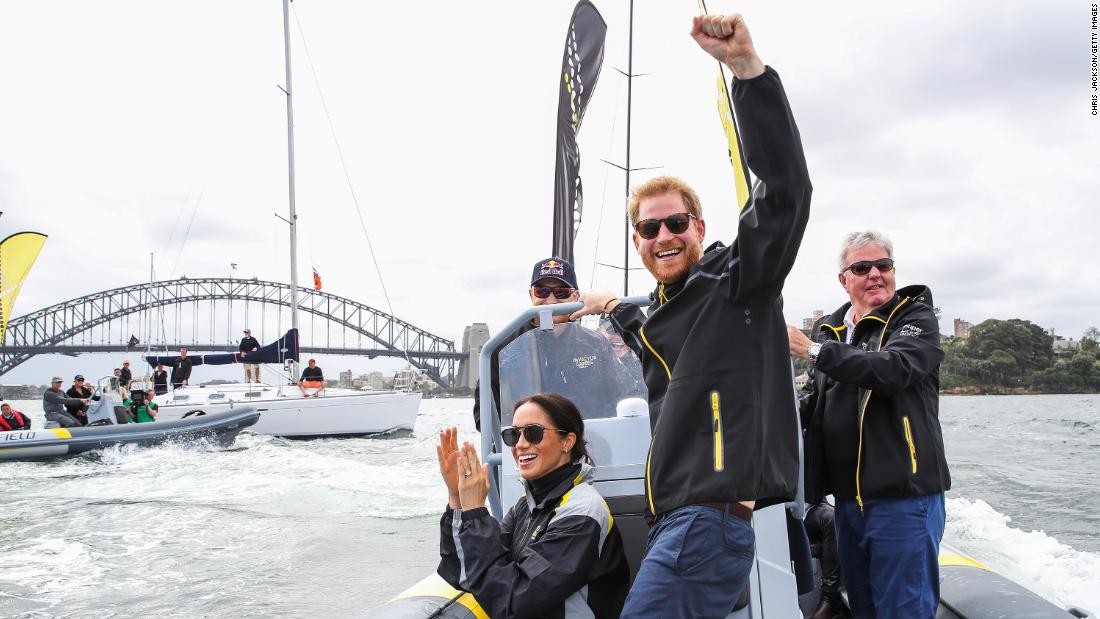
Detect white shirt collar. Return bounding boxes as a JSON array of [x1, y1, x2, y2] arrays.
[[842, 306, 858, 344]]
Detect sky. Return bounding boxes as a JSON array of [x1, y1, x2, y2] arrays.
[[1, 0, 1098, 385]]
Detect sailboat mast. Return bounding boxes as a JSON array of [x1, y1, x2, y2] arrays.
[[622, 0, 635, 296], [282, 0, 301, 382], [145, 252, 153, 356]]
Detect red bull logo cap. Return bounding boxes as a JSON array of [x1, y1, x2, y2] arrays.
[[530, 257, 578, 289]]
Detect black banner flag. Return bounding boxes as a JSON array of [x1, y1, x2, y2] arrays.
[[551, 0, 607, 264]]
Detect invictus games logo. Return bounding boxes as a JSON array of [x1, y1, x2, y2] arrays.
[[897, 324, 924, 338], [573, 355, 596, 369]]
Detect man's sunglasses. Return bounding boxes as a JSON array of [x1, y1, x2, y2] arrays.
[[532, 286, 575, 300], [501, 423, 570, 447], [633, 213, 697, 240], [842, 258, 895, 276]]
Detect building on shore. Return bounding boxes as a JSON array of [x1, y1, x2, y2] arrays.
[[1052, 336, 1080, 354], [954, 319, 972, 339], [456, 323, 490, 389], [801, 310, 824, 331]]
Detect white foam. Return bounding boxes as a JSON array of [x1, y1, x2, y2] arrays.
[[946, 496, 1100, 614]]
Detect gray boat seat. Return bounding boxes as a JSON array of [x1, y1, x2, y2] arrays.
[[603, 494, 648, 582]]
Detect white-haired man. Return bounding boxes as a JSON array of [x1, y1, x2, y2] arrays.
[[788, 231, 950, 618]]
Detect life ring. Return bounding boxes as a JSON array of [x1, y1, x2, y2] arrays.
[[182, 410, 207, 418]]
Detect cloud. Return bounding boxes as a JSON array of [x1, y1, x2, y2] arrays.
[[1, 0, 1098, 385]]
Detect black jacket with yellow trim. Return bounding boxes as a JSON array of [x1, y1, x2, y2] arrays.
[[801, 284, 951, 504], [608, 67, 810, 516], [437, 464, 628, 619]]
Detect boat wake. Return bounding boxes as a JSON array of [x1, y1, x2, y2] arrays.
[[946, 496, 1100, 613]]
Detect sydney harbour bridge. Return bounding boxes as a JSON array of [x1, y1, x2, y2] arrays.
[[0, 277, 467, 387]]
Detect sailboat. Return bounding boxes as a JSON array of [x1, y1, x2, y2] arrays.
[[144, 0, 421, 439]]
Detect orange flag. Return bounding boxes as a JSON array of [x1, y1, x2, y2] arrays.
[[312, 268, 322, 291]]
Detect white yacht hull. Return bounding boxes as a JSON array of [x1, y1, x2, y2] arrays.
[[153, 384, 421, 438]]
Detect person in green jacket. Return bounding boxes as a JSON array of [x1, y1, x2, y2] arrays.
[[124, 389, 159, 423]]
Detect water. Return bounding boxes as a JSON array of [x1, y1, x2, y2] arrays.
[[939, 394, 1100, 610], [1, 395, 1097, 616]]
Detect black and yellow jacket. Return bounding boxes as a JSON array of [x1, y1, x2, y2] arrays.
[[801, 285, 951, 505], [438, 463, 629, 619], [608, 67, 811, 516]]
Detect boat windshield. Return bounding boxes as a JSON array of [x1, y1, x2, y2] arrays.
[[497, 320, 648, 425]]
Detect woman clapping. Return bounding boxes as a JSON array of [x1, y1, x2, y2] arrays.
[[436, 392, 629, 619]]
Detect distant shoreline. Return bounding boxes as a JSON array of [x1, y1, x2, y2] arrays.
[[940, 386, 1100, 396]]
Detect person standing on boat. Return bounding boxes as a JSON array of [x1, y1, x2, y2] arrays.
[[0, 402, 31, 431], [298, 358, 325, 397], [153, 363, 169, 396], [43, 376, 88, 428], [119, 360, 133, 398], [788, 231, 949, 618], [239, 329, 261, 383], [572, 13, 811, 617], [437, 393, 629, 618], [170, 348, 193, 390]]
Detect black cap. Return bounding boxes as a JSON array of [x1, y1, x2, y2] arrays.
[[74, 374, 84, 381], [530, 257, 578, 289]]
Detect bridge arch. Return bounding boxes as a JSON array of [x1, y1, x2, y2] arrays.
[[0, 277, 459, 386]]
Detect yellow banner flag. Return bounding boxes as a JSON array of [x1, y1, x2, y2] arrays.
[[0, 231, 48, 344], [716, 71, 751, 211], [696, 0, 751, 212]]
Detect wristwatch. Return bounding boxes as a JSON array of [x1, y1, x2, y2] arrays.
[[807, 343, 822, 363]]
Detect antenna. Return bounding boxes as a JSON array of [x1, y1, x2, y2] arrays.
[[601, 1, 659, 294]]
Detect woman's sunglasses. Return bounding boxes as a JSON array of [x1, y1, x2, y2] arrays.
[[501, 423, 570, 447], [842, 258, 895, 276], [633, 213, 697, 240], [532, 286, 575, 300]]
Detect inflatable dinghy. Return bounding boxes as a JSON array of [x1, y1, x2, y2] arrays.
[[1, 387, 258, 463], [371, 303, 1094, 619]]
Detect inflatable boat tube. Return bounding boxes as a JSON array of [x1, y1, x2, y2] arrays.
[[369, 574, 486, 619], [937, 547, 1092, 618], [0, 408, 259, 462]]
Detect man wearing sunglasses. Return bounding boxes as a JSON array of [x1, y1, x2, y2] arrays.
[[473, 257, 627, 430], [571, 13, 810, 618], [789, 231, 949, 618]]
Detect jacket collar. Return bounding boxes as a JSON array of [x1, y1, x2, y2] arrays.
[[817, 284, 934, 341], [819, 295, 902, 340], [649, 241, 726, 307], [522, 462, 591, 511]]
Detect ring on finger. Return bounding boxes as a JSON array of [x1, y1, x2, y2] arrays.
[[463, 470, 472, 477]]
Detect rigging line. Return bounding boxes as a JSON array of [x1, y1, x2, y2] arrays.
[[169, 190, 204, 278], [161, 189, 190, 262], [291, 6, 413, 368], [588, 75, 625, 290]]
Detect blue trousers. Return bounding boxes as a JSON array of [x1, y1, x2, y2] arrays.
[[835, 494, 946, 619], [620, 505, 755, 619]]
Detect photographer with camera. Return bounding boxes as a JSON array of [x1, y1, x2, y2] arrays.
[[123, 389, 159, 423]]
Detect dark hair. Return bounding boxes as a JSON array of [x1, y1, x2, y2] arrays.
[[512, 392, 592, 465]]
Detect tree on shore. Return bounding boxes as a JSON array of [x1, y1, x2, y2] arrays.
[[943, 320, 1100, 393]]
